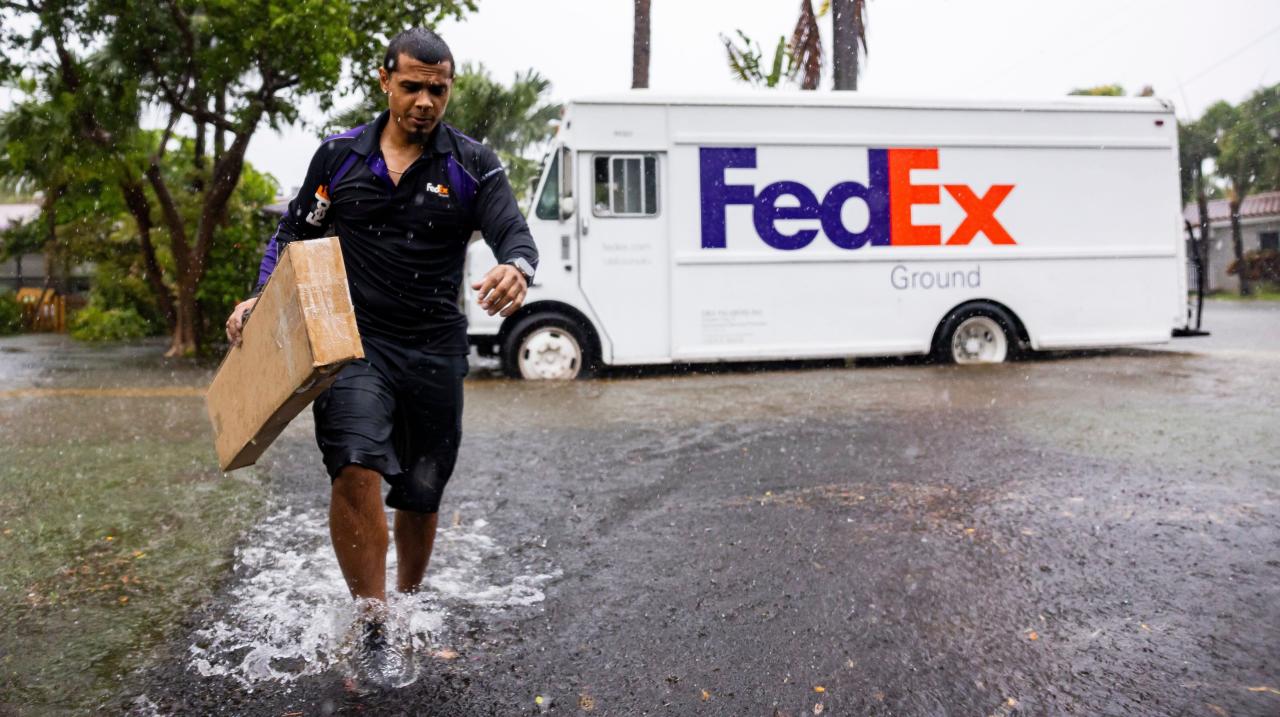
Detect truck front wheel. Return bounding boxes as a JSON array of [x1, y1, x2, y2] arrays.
[[934, 302, 1020, 365], [502, 313, 595, 380]]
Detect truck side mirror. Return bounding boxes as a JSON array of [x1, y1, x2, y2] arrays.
[[559, 196, 576, 218]]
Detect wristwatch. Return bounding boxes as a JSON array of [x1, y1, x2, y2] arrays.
[[505, 257, 535, 285]]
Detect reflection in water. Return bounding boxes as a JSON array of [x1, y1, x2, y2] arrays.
[[188, 508, 560, 687]]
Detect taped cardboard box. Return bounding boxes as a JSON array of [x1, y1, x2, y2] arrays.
[[206, 237, 363, 471]]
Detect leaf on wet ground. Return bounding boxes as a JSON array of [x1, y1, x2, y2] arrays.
[[432, 648, 459, 660], [988, 697, 1019, 717], [578, 693, 596, 710], [1206, 704, 1228, 717], [1027, 630, 1039, 641], [814, 685, 825, 693], [813, 702, 824, 715], [1245, 686, 1280, 695], [701, 689, 711, 701]]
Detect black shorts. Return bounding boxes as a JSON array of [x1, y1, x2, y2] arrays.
[[312, 335, 468, 513]]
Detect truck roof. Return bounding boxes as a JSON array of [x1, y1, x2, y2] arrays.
[[568, 91, 1174, 115]]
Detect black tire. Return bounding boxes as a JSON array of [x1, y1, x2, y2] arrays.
[[932, 302, 1021, 365], [501, 312, 596, 380]]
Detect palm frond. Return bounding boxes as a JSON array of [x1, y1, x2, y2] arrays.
[[722, 30, 765, 85], [788, 0, 823, 90]]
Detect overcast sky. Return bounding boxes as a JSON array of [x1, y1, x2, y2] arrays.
[[178, 0, 1280, 192]]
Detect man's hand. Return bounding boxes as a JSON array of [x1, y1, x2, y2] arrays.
[[225, 297, 259, 347], [470, 264, 528, 317]]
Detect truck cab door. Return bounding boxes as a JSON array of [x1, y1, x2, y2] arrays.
[[576, 152, 670, 363]]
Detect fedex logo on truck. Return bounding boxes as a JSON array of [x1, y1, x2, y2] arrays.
[[700, 147, 1015, 250]]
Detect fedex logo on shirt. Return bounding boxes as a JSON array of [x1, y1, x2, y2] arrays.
[[700, 147, 1015, 250]]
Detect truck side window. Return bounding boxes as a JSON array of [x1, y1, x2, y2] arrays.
[[593, 154, 658, 217], [535, 152, 561, 220]]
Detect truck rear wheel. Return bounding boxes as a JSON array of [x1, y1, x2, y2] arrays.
[[502, 313, 594, 380], [934, 302, 1019, 364]]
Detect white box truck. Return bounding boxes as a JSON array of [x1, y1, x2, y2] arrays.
[[466, 92, 1191, 379]]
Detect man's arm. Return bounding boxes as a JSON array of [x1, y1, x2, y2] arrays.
[[469, 146, 539, 317], [252, 147, 344, 295], [227, 144, 343, 345]]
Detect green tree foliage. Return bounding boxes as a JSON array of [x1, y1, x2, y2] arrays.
[[721, 31, 794, 88], [0, 293, 21, 335], [69, 304, 151, 341], [1, 0, 475, 355], [1216, 89, 1278, 296], [1175, 84, 1280, 296], [323, 64, 562, 202]]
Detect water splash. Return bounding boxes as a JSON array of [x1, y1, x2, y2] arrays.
[[188, 508, 559, 687]]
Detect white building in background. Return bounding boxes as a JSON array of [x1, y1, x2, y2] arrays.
[[1183, 190, 1280, 293], [0, 202, 41, 292]]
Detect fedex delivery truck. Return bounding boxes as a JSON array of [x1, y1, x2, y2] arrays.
[[465, 92, 1191, 379]]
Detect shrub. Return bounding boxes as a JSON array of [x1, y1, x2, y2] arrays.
[[1227, 249, 1280, 283], [70, 304, 150, 342], [89, 262, 163, 332], [0, 293, 21, 335]]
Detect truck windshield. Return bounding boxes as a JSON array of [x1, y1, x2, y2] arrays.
[[535, 151, 560, 220]]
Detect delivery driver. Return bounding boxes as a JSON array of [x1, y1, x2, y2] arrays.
[[224, 27, 538, 687]]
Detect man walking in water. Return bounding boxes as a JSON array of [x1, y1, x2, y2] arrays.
[[224, 27, 538, 686]]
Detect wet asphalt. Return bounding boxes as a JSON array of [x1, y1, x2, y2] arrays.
[[98, 300, 1280, 715]]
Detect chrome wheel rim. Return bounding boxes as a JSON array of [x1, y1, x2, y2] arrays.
[[518, 327, 582, 380], [951, 316, 1008, 364]]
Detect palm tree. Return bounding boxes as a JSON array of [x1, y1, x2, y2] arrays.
[[633, 0, 651, 89], [723, 0, 868, 91], [830, 0, 868, 91], [722, 0, 822, 90]]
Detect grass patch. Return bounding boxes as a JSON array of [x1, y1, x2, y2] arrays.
[[0, 438, 266, 715], [1206, 285, 1280, 301]]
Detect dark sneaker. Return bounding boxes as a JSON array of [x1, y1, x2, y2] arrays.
[[354, 618, 415, 689]]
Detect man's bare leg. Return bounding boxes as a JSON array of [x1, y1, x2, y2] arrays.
[[330, 465, 388, 602], [394, 510, 439, 594]]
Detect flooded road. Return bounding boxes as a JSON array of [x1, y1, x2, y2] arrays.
[[4, 301, 1278, 715]]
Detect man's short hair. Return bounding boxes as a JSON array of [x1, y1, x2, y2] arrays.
[[384, 27, 455, 76]]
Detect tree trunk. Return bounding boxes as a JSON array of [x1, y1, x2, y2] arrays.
[[119, 178, 177, 331], [14, 255, 22, 292], [214, 86, 226, 162], [831, 0, 857, 91], [1228, 198, 1251, 296], [192, 130, 255, 277], [632, 0, 651, 89], [1195, 170, 1210, 291], [167, 283, 199, 357], [42, 188, 59, 292]]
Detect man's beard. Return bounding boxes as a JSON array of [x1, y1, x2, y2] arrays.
[[396, 113, 434, 145]]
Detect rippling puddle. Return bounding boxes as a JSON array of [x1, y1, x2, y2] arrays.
[[185, 508, 560, 688]]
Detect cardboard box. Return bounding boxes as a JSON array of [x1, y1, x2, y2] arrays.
[[206, 237, 363, 471]]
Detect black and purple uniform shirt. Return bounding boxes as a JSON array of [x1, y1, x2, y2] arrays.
[[255, 111, 538, 354]]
